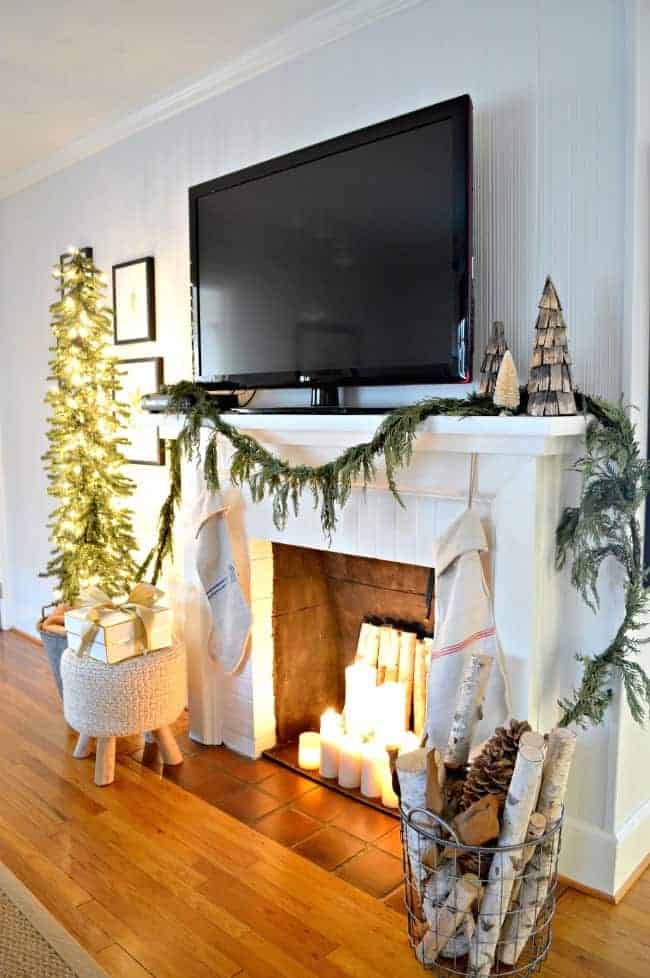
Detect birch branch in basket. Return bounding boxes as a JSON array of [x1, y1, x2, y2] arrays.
[[468, 731, 546, 978], [444, 652, 493, 770], [416, 874, 483, 965], [499, 727, 577, 965]]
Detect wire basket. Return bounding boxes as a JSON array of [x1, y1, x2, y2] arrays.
[[400, 806, 563, 976]]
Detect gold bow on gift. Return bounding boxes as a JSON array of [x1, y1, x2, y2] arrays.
[[74, 583, 164, 658]]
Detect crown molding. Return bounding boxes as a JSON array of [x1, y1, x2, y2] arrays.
[[0, 0, 424, 201]]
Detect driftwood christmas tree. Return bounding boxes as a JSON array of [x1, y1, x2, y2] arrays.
[[493, 350, 520, 414], [527, 277, 577, 416], [479, 321, 508, 396]]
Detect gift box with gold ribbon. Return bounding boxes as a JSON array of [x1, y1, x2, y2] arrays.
[[64, 584, 172, 664]]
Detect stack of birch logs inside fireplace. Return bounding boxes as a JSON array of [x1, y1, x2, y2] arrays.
[[395, 650, 576, 975], [356, 620, 431, 738]]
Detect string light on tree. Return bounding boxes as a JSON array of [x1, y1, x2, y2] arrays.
[[41, 248, 138, 603]]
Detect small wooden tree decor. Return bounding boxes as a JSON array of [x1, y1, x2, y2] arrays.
[[493, 350, 520, 414], [479, 321, 508, 396], [527, 277, 577, 416]]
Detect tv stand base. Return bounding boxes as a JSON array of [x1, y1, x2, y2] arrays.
[[310, 384, 340, 409]]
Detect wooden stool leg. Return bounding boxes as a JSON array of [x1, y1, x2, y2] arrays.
[[152, 726, 183, 766], [73, 733, 94, 759], [95, 737, 116, 786]]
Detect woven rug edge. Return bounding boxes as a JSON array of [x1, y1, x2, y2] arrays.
[[0, 861, 110, 978]]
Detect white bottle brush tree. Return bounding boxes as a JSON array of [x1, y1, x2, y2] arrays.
[[41, 249, 138, 604], [493, 350, 520, 414]]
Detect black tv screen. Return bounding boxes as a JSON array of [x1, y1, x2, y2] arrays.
[[190, 95, 472, 391]]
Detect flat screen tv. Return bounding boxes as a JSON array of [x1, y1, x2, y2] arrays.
[[190, 94, 473, 399]]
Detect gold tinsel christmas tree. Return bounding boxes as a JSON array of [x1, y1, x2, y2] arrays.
[[527, 276, 577, 416], [41, 249, 138, 603]]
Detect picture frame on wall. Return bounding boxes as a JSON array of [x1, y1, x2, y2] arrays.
[[116, 357, 165, 466], [112, 257, 155, 344]]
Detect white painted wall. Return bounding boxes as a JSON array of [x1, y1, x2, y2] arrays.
[[0, 0, 646, 894], [0, 0, 630, 635], [612, 0, 650, 894]]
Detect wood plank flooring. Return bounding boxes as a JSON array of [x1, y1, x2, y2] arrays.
[[1, 629, 649, 978]]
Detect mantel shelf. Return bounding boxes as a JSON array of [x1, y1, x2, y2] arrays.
[[154, 411, 587, 457]]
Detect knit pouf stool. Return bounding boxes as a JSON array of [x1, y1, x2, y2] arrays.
[[61, 645, 186, 786]]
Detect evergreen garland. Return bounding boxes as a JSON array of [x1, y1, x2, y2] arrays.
[[556, 394, 650, 727], [143, 381, 650, 730], [138, 438, 181, 586], [42, 250, 138, 602], [161, 381, 502, 538]]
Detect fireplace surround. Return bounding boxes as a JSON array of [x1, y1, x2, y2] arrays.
[[156, 409, 648, 896]]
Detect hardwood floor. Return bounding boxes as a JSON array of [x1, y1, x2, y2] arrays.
[[1, 629, 648, 978]]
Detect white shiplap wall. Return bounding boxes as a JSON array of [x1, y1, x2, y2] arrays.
[[0, 0, 627, 635]]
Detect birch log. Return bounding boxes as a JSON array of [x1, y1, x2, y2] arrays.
[[378, 626, 400, 684], [468, 732, 546, 977], [397, 748, 430, 891], [441, 913, 475, 959], [508, 812, 547, 905], [423, 860, 453, 910], [397, 747, 428, 809], [426, 747, 444, 814], [444, 653, 493, 769], [398, 630, 417, 728], [356, 622, 380, 667], [413, 640, 428, 739], [499, 727, 576, 965], [417, 874, 482, 964]]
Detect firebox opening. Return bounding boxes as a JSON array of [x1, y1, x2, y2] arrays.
[[263, 543, 434, 813]]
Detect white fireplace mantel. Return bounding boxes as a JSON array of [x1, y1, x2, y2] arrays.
[[158, 410, 587, 455], [155, 409, 648, 899]]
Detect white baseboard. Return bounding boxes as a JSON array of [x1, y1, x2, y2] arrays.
[[560, 807, 650, 897], [221, 727, 276, 759], [614, 797, 650, 894], [560, 816, 617, 894]]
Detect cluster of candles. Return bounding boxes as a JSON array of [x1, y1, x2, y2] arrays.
[[297, 662, 420, 808]]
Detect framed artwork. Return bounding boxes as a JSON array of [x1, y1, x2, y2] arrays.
[[116, 357, 165, 465], [112, 257, 156, 344]]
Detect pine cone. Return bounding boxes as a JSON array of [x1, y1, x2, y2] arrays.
[[443, 773, 466, 818], [460, 719, 531, 811]]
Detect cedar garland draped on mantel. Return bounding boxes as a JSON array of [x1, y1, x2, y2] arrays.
[[139, 383, 650, 731]]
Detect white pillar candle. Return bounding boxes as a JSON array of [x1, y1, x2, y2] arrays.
[[344, 663, 377, 737], [298, 731, 320, 770], [319, 709, 342, 779], [320, 708, 342, 738], [338, 734, 363, 788], [373, 681, 406, 745], [361, 742, 384, 798], [381, 754, 399, 808]]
